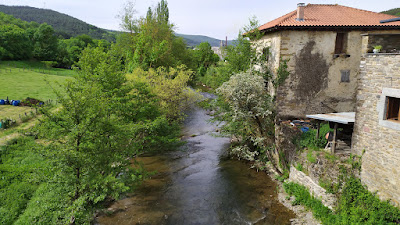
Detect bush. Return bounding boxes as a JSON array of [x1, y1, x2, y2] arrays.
[[284, 178, 400, 225], [337, 177, 400, 225], [283, 182, 336, 224], [298, 123, 332, 149]]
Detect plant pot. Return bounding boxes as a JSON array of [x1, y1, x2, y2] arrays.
[[373, 49, 380, 53]]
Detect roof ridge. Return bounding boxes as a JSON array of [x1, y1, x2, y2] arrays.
[[335, 4, 399, 19], [257, 4, 400, 32]]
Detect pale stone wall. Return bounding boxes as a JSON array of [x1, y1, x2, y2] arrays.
[[352, 53, 400, 206], [288, 167, 337, 210], [275, 30, 364, 118], [255, 33, 281, 96]]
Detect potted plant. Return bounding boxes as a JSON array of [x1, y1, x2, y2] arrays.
[[373, 45, 382, 53]]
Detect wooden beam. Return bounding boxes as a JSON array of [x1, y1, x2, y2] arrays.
[[316, 122, 320, 140], [332, 123, 338, 154]]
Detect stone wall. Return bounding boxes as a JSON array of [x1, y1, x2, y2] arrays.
[[288, 167, 337, 210], [352, 53, 400, 206], [256, 30, 362, 119]]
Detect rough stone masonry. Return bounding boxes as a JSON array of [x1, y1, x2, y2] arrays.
[[352, 53, 400, 206]]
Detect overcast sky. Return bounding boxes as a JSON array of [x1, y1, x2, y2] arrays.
[[0, 0, 399, 40]]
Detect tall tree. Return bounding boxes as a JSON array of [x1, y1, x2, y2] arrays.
[[156, 0, 169, 24], [33, 23, 58, 60], [0, 24, 33, 60]]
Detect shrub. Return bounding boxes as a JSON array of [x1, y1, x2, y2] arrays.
[[298, 123, 332, 150]]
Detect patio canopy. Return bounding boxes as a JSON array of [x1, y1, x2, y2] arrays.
[[306, 112, 355, 124]]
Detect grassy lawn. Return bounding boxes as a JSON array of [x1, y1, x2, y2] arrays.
[[0, 63, 73, 101], [0, 105, 36, 120], [0, 60, 77, 77]]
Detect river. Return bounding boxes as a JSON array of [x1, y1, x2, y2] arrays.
[[96, 97, 295, 225]]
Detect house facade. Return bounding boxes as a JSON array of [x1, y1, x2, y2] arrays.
[[352, 34, 400, 206], [255, 3, 400, 119]]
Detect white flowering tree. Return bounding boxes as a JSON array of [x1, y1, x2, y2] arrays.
[[217, 72, 279, 171]]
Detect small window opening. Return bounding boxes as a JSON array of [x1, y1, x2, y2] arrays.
[[335, 32, 348, 54], [340, 70, 350, 83], [263, 47, 270, 62], [386, 97, 400, 122]]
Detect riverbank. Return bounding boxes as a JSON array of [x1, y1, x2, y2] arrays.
[[96, 100, 296, 224]]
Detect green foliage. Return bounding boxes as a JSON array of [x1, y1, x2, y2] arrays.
[[216, 71, 277, 167], [307, 151, 317, 164], [127, 66, 201, 120], [295, 163, 303, 171], [0, 137, 51, 225], [32, 23, 58, 60], [275, 169, 289, 182], [318, 178, 338, 194], [297, 123, 332, 150], [0, 24, 33, 60], [118, 0, 193, 71], [283, 182, 337, 224], [223, 33, 253, 73], [285, 176, 400, 225], [0, 63, 71, 101], [192, 42, 220, 77], [337, 177, 400, 225], [14, 183, 72, 225], [198, 62, 234, 89], [0, 5, 115, 41], [381, 8, 400, 16], [274, 58, 290, 87]]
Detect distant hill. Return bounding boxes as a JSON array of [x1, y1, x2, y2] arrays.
[[0, 5, 232, 46], [0, 5, 115, 41], [381, 8, 400, 16], [175, 33, 234, 47]]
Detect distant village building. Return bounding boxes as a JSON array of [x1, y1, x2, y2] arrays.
[[255, 3, 400, 119], [212, 37, 228, 60]]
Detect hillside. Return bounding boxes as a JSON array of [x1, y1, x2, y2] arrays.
[[175, 33, 234, 47], [381, 8, 400, 16], [0, 5, 115, 41]]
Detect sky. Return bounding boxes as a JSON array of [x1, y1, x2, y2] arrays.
[[0, 0, 399, 40]]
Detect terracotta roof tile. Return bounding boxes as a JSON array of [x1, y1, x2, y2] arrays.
[[258, 4, 400, 32]]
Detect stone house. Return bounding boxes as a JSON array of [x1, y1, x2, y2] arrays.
[[352, 33, 400, 206], [255, 3, 400, 119]]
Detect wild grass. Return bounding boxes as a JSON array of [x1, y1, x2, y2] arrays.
[[0, 65, 71, 101], [0, 105, 35, 121], [0, 60, 76, 77]]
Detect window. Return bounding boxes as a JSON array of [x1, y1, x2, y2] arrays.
[[334, 32, 348, 54], [378, 88, 400, 130], [340, 70, 350, 83], [263, 47, 270, 62], [386, 97, 400, 122]]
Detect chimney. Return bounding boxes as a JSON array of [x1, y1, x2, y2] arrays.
[[296, 3, 305, 21]]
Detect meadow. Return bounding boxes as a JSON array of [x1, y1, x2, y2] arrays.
[[0, 61, 73, 101]]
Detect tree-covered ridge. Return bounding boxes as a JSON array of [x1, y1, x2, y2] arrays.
[[0, 5, 115, 41], [0, 12, 39, 29], [381, 8, 400, 16], [175, 33, 233, 47]]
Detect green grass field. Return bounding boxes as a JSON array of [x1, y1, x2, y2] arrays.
[[0, 62, 73, 101], [0, 60, 76, 77], [0, 105, 36, 120]]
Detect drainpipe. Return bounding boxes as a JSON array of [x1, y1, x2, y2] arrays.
[[296, 3, 305, 21]]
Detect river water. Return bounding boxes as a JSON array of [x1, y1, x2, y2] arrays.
[[96, 100, 295, 225]]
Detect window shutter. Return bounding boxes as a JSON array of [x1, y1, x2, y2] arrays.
[[340, 70, 350, 82], [335, 33, 345, 54]]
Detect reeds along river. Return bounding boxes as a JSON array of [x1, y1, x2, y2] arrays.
[[96, 94, 294, 225]]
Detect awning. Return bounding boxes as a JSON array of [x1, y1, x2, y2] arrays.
[[306, 112, 355, 124]]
